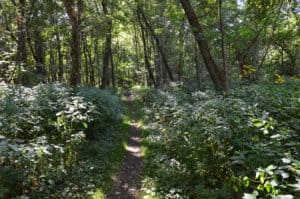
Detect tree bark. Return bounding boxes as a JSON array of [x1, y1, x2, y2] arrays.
[[34, 29, 45, 76], [86, 39, 95, 86], [62, 0, 83, 86], [110, 50, 116, 88], [218, 0, 228, 89], [56, 33, 64, 82], [180, 0, 225, 90], [178, 20, 185, 81], [83, 39, 89, 84], [195, 43, 201, 87], [138, 6, 174, 81], [137, 9, 156, 87], [49, 46, 57, 81], [100, 0, 113, 89], [16, 0, 27, 65]]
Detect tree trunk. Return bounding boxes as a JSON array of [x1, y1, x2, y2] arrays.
[[56, 33, 64, 82], [133, 23, 140, 71], [195, 43, 201, 87], [83, 40, 89, 84], [27, 29, 46, 78], [137, 9, 156, 87], [101, 35, 111, 89], [62, 0, 83, 86], [180, 0, 225, 90], [49, 46, 57, 81], [138, 6, 174, 81], [218, 0, 228, 89], [16, 0, 27, 65], [178, 20, 185, 81], [100, 0, 113, 89], [110, 51, 116, 88], [87, 40, 95, 86]]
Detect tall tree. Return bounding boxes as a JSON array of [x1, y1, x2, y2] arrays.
[[218, 0, 228, 89], [100, 0, 113, 89], [15, 0, 27, 65], [180, 0, 225, 90], [62, 0, 83, 86], [27, 0, 46, 77], [138, 5, 174, 82], [137, 8, 156, 87]]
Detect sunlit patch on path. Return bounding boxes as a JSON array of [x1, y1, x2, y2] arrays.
[[108, 95, 143, 199]]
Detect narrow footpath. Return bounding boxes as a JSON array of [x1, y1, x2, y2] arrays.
[[108, 94, 143, 199]]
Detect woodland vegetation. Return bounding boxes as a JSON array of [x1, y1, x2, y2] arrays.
[[0, 0, 299, 198]]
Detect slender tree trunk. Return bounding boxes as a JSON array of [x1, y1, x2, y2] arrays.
[[27, 31, 45, 77], [195, 43, 201, 87], [138, 6, 174, 81], [28, 0, 46, 78], [62, 0, 83, 86], [110, 51, 116, 88], [16, 0, 27, 65], [101, 0, 113, 89], [101, 35, 111, 89], [70, 22, 81, 85], [180, 0, 225, 90], [178, 20, 185, 81], [83, 40, 90, 84], [49, 46, 57, 81], [133, 23, 140, 71], [137, 10, 156, 87], [34, 29, 46, 76], [87, 40, 95, 86], [218, 0, 228, 89], [56, 33, 64, 82]]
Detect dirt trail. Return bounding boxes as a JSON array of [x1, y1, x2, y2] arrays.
[[108, 94, 143, 199]]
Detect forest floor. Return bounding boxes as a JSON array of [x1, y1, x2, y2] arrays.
[[108, 94, 143, 199]]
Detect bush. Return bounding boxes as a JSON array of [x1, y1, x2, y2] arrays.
[[140, 81, 300, 198], [0, 83, 123, 198]]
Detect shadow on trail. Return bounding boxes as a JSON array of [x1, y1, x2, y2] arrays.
[[107, 95, 143, 199]]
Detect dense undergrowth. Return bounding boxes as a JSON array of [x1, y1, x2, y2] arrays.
[[137, 81, 300, 199], [0, 83, 127, 199]]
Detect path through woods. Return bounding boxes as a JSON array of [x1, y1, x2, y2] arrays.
[[108, 94, 143, 199]]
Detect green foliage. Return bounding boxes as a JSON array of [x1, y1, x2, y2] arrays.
[[139, 81, 300, 198], [0, 83, 123, 198]]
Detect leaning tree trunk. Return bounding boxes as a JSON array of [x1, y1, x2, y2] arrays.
[[138, 6, 174, 82], [137, 9, 156, 87], [180, 0, 225, 90]]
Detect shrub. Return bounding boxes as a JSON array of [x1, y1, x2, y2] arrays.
[[140, 81, 300, 198], [0, 83, 123, 198]]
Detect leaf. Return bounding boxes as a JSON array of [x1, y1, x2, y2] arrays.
[[282, 158, 291, 164], [243, 191, 258, 199], [243, 176, 250, 187], [275, 170, 290, 179], [266, 165, 277, 171], [252, 119, 265, 128], [83, 122, 88, 129], [289, 183, 300, 191], [270, 179, 279, 187], [273, 195, 294, 199]]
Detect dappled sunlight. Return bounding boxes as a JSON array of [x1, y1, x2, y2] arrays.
[[106, 95, 143, 199], [138, 84, 300, 198], [90, 188, 106, 199]]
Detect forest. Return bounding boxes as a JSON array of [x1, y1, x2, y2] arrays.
[[0, 0, 299, 198]]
